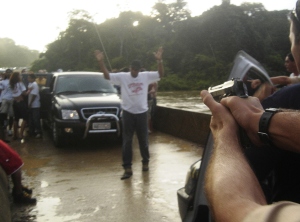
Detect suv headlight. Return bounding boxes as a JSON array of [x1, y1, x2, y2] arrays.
[[185, 160, 201, 195], [62, 109, 79, 120]]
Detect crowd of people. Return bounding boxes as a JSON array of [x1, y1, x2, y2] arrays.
[[0, 69, 40, 204], [0, 69, 42, 142]]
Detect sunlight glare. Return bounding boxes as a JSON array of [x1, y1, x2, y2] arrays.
[[133, 21, 139, 26]]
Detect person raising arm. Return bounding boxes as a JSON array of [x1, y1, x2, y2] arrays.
[[94, 47, 164, 79], [93, 47, 164, 180]]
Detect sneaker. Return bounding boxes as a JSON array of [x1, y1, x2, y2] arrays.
[[121, 168, 133, 180], [35, 134, 42, 139], [142, 163, 149, 172], [22, 186, 33, 195], [13, 192, 36, 204], [12, 186, 33, 196]]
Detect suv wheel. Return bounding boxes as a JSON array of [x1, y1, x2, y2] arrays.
[[52, 122, 64, 147]]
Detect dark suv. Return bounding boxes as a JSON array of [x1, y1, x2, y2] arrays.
[[40, 71, 122, 147]]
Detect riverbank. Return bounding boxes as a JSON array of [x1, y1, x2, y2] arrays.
[[157, 91, 211, 114]]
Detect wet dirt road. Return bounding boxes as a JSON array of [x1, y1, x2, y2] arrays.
[[10, 131, 203, 222]]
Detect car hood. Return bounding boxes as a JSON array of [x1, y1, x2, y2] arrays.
[[54, 93, 121, 109]]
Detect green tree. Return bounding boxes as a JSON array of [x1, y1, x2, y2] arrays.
[[29, 2, 292, 90], [0, 38, 39, 68]]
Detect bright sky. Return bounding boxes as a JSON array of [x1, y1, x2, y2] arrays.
[[0, 0, 295, 52]]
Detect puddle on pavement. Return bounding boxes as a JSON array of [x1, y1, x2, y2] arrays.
[[41, 181, 49, 188], [150, 133, 203, 154], [13, 197, 82, 222], [21, 157, 51, 177], [36, 197, 81, 222]]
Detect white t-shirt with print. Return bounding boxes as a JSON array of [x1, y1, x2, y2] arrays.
[[109, 71, 160, 114], [28, 81, 40, 108], [0, 79, 13, 100], [12, 82, 26, 98]]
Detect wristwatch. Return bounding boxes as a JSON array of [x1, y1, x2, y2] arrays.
[[257, 108, 282, 146]]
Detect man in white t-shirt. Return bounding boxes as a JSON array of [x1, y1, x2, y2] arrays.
[[285, 53, 299, 77], [27, 74, 42, 138], [95, 47, 164, 179], [0, 69, 14, 141]]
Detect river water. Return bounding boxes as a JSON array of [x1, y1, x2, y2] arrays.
[[156, 90, 211, 114]]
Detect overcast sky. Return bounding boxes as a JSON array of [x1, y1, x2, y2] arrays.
[[0, 0, 295, 52]]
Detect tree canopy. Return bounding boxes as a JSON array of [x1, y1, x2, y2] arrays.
[[0, 38, 39, 68], [3, 1, 292, 90]]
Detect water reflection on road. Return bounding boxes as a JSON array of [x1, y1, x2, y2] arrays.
[[157, 91, 211, 114], [11, 131, 203, 222]]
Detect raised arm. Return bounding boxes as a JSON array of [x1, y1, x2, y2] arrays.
[[94, 50, 110, 80], [153, 47, 164, 78], [201, 90, 266, 222]]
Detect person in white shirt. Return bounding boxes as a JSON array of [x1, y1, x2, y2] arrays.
[[0, 69, 14, 141], [285, 53, 299, 77], [10, 72, 28, 142], [27, 74, 42, 138], [249, 53, 300, 102], [95, 47, 164, 180]]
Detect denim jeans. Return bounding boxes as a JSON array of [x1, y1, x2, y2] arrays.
[[122, 110, 149, 169], [28, 108, 42, 135]]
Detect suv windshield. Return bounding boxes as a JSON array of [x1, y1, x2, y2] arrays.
[[55, 74, 117, 94]]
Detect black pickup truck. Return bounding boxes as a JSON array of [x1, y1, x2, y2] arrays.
[[38, 71, 122, 147]]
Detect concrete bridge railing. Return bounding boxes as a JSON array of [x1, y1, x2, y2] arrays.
[[153, 106, 211, 146]]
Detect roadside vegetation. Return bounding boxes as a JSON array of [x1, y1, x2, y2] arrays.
[[0, 1, 291, 91]]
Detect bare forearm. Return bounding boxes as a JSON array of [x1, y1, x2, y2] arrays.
[[205, 133, 266, 222], [271, 76, 291, 85], [157, 60, 164, 78], [29, 95, 36, 107], [240, 107, 300, 152], [98, 60, 110, 80], [268, 111, 300, 152]]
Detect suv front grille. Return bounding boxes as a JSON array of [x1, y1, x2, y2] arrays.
[[81, 107, 119, 119]]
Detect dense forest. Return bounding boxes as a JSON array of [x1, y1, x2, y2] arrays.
[[1, 1, 293, 90], [0, 38, 39, 68]]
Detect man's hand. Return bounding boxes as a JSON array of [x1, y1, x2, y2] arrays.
[[201, 90, 239, 140], [94, 50, 110, 79], [252, 82, 275, 102], [202, 90, 268, 222], [94, 50, 104, 62], [153, 47, 163, 61], [248, 79, 261, 89], [220, 95, 264, 146]]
